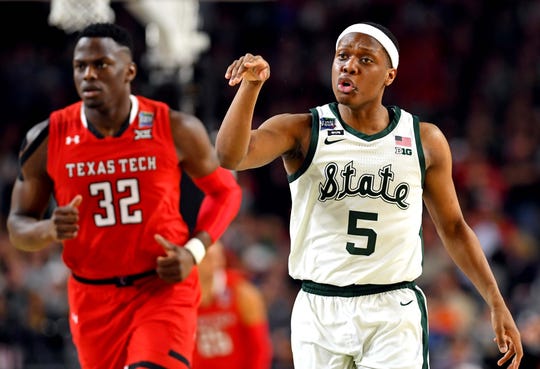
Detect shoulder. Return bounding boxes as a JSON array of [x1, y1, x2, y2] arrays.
[[49, 101, 82, 122], [419, 121, 451, 170], [261, 112, 312, 135], [265, 112, 312, 124], [419, 122, 448, 148], [166, 109, 216, 168], [23, 120, 50, 150], [226, 270, 258, 297], [27, 120, 50, 139], [235, 280, 263, 302], [169, 109, 205, 129], [18, 119, 50, 176], [168, 109, 210, 141]]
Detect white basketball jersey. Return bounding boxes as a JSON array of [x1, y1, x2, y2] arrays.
[[288, 103, 426, 286]]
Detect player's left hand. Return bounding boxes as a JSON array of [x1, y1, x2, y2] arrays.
[[155, 234, 195, 283]]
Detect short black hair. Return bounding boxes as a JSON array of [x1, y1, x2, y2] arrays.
[[363, 21, 399, 53], [76, 23, 134, 55]]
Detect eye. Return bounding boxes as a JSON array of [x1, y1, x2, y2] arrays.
[[337, 52, 348, 60]]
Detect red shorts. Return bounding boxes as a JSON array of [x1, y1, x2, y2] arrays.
[[68, 269, 200, 369]]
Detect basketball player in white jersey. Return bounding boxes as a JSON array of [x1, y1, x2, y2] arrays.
[[215, 22, 522, 369]]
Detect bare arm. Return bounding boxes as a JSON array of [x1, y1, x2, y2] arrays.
[[155, 111, 242, 283], [7, 120, 82, 251], [236, 278, 269, 325], [169, 109, 241, 245], [216, 53, 307, 172], [235, 277, 272, 369], [170, 110, 220, 181], [421, 122, 522, 368]]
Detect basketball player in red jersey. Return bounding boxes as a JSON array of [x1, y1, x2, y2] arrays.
[[192, 240, 272, 369], [6, 23, 242, 369]]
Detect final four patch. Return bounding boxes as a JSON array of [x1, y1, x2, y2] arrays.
[[139, 111, 154, 128], [320, 117, 336, 130]]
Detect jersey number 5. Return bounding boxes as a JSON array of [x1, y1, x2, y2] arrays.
[[346, 210, 378, 256], [89, 179, 142, 227]]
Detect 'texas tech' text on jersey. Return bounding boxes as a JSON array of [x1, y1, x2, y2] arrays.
[[47, 95, 190, 278]]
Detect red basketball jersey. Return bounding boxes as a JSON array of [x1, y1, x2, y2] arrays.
[[193, 270, 255, 369], [47, 95, 189, 278]]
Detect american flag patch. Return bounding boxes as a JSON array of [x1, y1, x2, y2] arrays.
[[395, 135, 411, 147], [139, 111, 154, 128]]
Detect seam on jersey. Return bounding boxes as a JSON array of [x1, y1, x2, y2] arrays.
[[409, 284, 430, 369], [413, 114, 426, 187], [287, 108, 319, 183], [19, 122, 49, 180]]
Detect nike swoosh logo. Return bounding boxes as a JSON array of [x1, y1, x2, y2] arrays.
[[400, 300, 413, 306], [324, 137, 345, 145]]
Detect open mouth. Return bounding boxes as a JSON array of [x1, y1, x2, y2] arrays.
[[337, 78, 356, 93]]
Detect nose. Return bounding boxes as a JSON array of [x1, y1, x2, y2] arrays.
[[342, 57, 358, 74], [83, 65, 97, 80]]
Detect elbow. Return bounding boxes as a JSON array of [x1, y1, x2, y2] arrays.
[[216, 150, 242, 170], [7, 233, 20, 249], [8, 234, 40, 252], [215, 134, 248, 170], [6, 221, 22, 249], [6, 217, 51, 252]]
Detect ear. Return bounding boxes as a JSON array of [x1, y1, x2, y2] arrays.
[[126, 62, 137, 83], [384, 68, 397, 87]]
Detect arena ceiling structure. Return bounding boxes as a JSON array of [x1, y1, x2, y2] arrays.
[[48, 0, 210, 85], [37, 0, 273, 113]]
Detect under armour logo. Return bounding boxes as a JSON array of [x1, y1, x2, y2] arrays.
[[134, 129, 152, 140], [66, 135, 80, 145]]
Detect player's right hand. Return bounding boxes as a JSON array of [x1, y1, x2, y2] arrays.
[[51, 195, 82, 241], [225, 53, 270, 86], [155, 234, 195, 283]]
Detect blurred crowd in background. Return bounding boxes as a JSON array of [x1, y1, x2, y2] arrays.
[[0, 0, 539, 368]]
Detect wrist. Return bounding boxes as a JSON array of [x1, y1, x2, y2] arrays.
[[242, 79, 265, 89], [184, 238, 206, 264]]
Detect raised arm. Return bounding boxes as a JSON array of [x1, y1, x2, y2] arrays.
[[216, 53, 270, 169], [216, 53, 308, 172], [421, 122, 522, 369]]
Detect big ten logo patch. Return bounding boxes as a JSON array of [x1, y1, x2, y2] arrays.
[[395, 147, 412, 156]]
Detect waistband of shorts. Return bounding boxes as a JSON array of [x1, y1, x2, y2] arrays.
[[301, 280, 415, 297], [71, 269, 157, 287]]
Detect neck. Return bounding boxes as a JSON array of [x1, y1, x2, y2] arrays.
[[83, 95, 133, 137], [339, 103, 390, 134]]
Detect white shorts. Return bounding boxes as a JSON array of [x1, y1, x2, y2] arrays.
[[290, 282, 429, 369]]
